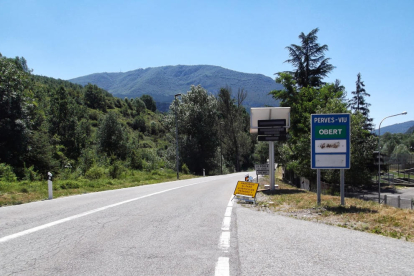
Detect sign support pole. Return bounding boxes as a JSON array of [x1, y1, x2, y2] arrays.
[[269, 141, 275, 190], [317, 169, 321, 205], [340, 169, 345, 205]]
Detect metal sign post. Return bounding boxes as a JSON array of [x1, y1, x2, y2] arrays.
[[269, 141, 275, 190]]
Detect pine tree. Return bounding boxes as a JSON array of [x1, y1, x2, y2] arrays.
[[283, 28, 335, 88], [349, 73, 373, 130]]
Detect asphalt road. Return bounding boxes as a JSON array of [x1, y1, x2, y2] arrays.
[[1, 172, 414, 276]]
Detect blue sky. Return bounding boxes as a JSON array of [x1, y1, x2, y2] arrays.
[[1, 0, 413, 128]]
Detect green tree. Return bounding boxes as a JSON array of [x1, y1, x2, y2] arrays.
[[283, 28, 335, 88], [271, 73, 347, 180], [349, 73, 373, 131], [218, 86, 252, 172], [48, 86, 83, 160], [84, 84, 106, 111], [133, 97, 146, 115], [141, 94, 156, 112], [0, 56, 33, 169], [97, 112, 128, 159], [168, 85, 219, 174]]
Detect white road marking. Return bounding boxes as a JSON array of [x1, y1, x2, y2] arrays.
[[219, 232, 231, 252], [215, 257, 229, 276], [224, 207, 232, 217], [221, 217, 231, 231], [215, 195, 234, 276], [0, 179, 216, 244]]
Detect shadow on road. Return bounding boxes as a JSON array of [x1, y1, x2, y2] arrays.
[[325, 205, 377, 214], [260, 189, 307, 196]]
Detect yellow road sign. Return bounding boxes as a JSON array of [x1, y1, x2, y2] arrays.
[[234, 181, 259, 198]]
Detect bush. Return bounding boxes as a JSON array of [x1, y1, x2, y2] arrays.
[[150, 121, 158, 135], [23, 165, 40, 182], [0, 163, 17, 182], [133, 116, 146, 132], [108, 161, 124, 179], [60, 181, 81, 189], [85, 166, 105, 180], [181, 163, 190, 174], [129, 150, 143, 170]]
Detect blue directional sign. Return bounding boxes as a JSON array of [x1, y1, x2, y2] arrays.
[[311, 114, 351, 169]]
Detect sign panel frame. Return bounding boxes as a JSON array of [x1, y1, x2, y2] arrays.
[[234, 181, 259, 198], [311, 114, 351, 169]]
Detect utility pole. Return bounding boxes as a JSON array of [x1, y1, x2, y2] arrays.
[[175, 94, 181, 180]]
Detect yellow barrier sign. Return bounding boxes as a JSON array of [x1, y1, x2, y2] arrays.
[[234, 181, 259, 198]]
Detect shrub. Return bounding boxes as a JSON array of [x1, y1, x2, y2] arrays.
[[129, 150, 143, 170], [85, 166, 105, 180], [181, 163, 190, 174], [109, 161, 124, 179], [23, 165, 40, 182], [60, 181, 80, 189], [0, 163, 17, 182]]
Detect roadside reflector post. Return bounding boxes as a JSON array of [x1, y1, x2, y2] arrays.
[[47, 172, 53, 200], [203, 169, 205, 177]]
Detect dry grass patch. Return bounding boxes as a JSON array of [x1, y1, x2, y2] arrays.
[[251, 176, 414, 242]]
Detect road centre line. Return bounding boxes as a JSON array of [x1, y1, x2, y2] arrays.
[[0, 178, 223, 244]]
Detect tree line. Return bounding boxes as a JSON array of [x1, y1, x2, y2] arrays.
[[0, 53, 165, 182], [270, 28, 379, 189], [0, 53, 257, 183]]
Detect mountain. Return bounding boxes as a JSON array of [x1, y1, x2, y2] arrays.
[[375, 121, 414, 135], [69, 65, 283, 112]]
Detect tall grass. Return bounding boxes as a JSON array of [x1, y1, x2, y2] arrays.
[[0, 169, 196, 206]]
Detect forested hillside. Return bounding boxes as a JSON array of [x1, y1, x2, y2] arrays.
[[374, 121, 414, 135], [69, 65, 282, 112], [0, 54, 172, 182], [0, 54, 261, 189]]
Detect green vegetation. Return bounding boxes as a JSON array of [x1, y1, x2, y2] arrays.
[[0, 54, 258, 206], [270, 28, 377, 190], [0, 169, 195, 206]]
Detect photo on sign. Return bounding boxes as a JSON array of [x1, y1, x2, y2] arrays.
[[315, 139, 347, 153]]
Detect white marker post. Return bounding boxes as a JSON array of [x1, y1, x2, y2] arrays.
[[47, 172, 53, 200]]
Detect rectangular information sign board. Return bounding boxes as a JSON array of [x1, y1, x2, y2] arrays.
[[311, 114, 351, 169], [255, 164, 269, 170], [256, 170, 269, 175], [258, 128, 286, 136], [258, 119, 286, 127], [234, 181, 259, 198]]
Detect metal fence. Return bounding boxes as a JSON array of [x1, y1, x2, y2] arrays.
[[349, 193, 414, 210]]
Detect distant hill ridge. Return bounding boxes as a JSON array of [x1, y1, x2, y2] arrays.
[[69, 65, 283, 112], [375, 120, 414, 135]]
